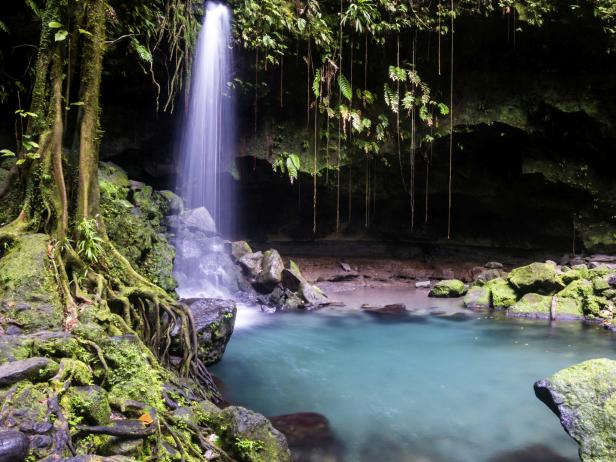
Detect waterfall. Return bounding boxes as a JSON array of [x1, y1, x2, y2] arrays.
[[174, 2, 238, 299], [179, 1, 234, 226]]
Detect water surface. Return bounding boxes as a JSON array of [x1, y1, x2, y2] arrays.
[[212, 288, 616, 462]]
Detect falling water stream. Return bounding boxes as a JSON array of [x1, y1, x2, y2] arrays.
[[174, 1, 236, 299]]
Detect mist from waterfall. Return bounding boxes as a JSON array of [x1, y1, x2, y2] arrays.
[[173, 2, 238, 300]]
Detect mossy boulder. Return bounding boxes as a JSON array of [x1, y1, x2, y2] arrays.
[[0, 234, 63, 332], [534, 358, 616, 462], [463, 286, 491, 310], [429, 279, 467, 298], [215, 406, 293, 462], [508, 293, 552, 318], [182, 298, 237, 366], [61, 385, 112, 426], [99, 162, 177, 293], [562, 264, 589, 285], [485, 278, 518, 308], [507, 262, 564, 295]]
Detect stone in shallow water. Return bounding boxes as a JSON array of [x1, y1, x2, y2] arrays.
[[534, 358, 616, 462], [180, 207, 216, 234], [429, 279, 467, 298], [508, 262, 564, 295], [487, 444, 574, 462], [464, 286, 490, 310], [269, 412, 345, 462], [508, 293, 552, 318], [361, 303, 407, 316], [256, 249, 284, 287], [183, 298, 237, 365]]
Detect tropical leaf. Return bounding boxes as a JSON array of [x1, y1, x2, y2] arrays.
[[338, 74, 352, 101]]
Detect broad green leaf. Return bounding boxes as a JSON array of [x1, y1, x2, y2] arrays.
[[78, 29, 92, 37], [55, 30, 69, 42], [0, 149, 15, 157], [48, 21, 63, 29]]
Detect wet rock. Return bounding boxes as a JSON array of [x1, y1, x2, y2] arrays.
[[415, 280, 431, 289], [219, 406, 292, 462], [298, 281, 328, 307], [508, 293, 551, 318], [183, 298, 236, 365], [239, 251, 263, 279], [282, 268, 304, 292], [229, 240, 252, 261], [100, 437, 144, 457], [0, 429, 29, 462], [0, 357, 58, 386], [269, 412, 344, 462], [464, 286, 490, 310], [158, 190, 184, 215], [429, 279, 467, 298], [485, 261, 504, 269], [180, 207, 216, 234], [508, 262, 565, 295], [256, 249, 284, 287], [76, 419, 157, 437], [362, 303, 407, 315], [474, 268, 506, 284], [488, 444, 573, 462], [485, 278, 518, 308], [339, 262, 352, 272], [534, 358, 616, 462]]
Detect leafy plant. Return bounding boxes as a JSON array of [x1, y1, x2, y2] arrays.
[[272, 152, 301, 184], [76, 219, 104, 263]]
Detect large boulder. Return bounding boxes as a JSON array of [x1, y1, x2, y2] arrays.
[[534, 358, 616, 462], [183, 298, 237, 365], [0, 429, 29, 462], [486, 278, 518, 308], [180, 207, 216, 234], [429, 279, 467, 298], [0, 234, 63, 332], [508, 293, 552, 318], [239, 252, 263, 279], [508, 262, 565, 295], [256, 249, 284, 288], [218, 406, 293, 462]]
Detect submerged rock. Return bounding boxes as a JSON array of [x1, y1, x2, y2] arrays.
[[508, 262, 564, 295], [534, 358, 616, 462], [183, 298, 237, 365], [270, 412, 344, 462], [362, 303, 407, 315], [487, 444, 573, 462], [429, 279, 467, 298]]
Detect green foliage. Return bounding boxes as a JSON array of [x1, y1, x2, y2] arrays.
[[234, 437, 265, 459], [338, 74, 352, 101], [272, 152, 301, 184], [76, 218, 104, 263]]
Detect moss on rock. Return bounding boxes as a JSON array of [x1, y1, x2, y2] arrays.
[[429, 279, 467, 298], [534, 358, 616, 462], [507, 262, 564, 295], [463, 286, 490, 310], [508, 293, 552, 318], [0, 234, 63, 332], [485, 277, 518, 308]]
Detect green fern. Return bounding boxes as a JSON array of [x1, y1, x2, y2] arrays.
[[0, 21, 8, 34], [338, 74, 352, 101]]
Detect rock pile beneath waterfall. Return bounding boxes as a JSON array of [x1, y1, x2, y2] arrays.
[[233, 244, 328, 310]]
